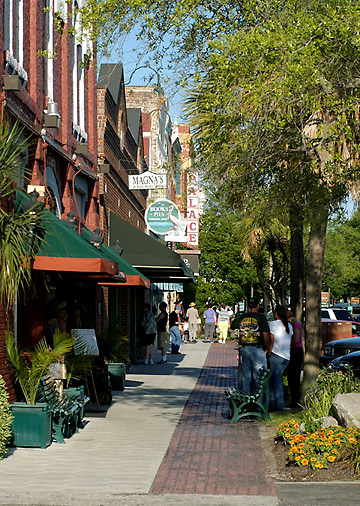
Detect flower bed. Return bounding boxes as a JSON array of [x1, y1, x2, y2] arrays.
[[276, 419, 360, 473]]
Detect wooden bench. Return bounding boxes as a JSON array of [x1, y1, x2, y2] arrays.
[[224, 367, 271, 423], [37, 375, 88, 444]]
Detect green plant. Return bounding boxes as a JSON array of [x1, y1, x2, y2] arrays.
[[303, 369, 360, 432], [65, 353, 94, 388], [4, 331, 73, 404], [99, 324, 129, 364], [276, 419, 360, 471], [0, 374, 12, 459]]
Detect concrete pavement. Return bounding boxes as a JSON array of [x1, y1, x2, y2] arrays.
[[1, 340, 360, 506]]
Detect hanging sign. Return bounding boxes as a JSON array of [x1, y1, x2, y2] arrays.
[[128, 171, 167, 190], [145, 199, 187, 237]]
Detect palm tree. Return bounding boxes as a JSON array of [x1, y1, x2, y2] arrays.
[[0, 121, 43, 309]]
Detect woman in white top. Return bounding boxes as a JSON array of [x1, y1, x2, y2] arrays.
[[268, 305, 293, 411]]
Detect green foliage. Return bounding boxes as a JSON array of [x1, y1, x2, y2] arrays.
[[197, 207, 258, 309], [0, 121, 45, 308], [323, 211, 360, 300], [98, 324, 129, 364], [0, 374, 12, 459], [4, 331, 74, 405], [303, 369, 360, 432]]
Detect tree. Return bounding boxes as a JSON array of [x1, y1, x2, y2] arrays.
[[196, 207, 258, 312], [323, 211, 360, 301], [183, 0, 360, 389], [0, 122, 44, 310]]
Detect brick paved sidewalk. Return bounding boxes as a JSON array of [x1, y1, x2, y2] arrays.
[[151, 341, 277, 496]]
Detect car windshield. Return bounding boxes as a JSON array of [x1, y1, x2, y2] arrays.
[[334, 309, 352, 320]]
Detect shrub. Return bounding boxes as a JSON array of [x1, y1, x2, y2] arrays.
[[0, 374, 12, 459], [303, 369, 360, 432]]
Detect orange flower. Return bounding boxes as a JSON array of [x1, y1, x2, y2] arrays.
[[328, 456, 335, 462]]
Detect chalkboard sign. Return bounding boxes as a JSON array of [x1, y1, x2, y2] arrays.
[[71, 329, 99, 356]]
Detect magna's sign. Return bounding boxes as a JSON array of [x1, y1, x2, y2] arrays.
[[128, 171, 167, 190]]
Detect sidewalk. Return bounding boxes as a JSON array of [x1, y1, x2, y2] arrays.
[[0, 340, 280, 506]]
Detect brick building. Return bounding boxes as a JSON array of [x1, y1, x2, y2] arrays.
[[0, 0, 114, 398]]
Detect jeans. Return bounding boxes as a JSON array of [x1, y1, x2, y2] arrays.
[[268, 352, 289, 411], [204, 322, 215, 341], [240, 346, 267, 393]]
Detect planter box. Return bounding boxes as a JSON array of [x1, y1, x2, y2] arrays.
[[11, 402, 52, 449], [108, 362, 126, 391]]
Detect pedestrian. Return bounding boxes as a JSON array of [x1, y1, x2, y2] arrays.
[[286, 310, 304, 408], [169, 308, 181, 354], [217, 303, 230, 343], [231, 298, 271, 393], [203, 304, 217, 343], [175, 299, 185, 339], [186, 302, 199, 343], [141, 303, 157, 365], [156, 301, 169, 364], [268, 305, 293, 411]]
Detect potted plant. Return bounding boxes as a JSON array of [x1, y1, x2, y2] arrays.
[[99, 324, 129, 391], [4, 330, 73, 448]]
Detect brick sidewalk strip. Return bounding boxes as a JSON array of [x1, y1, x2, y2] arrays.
[[150, 341, 277, 496]]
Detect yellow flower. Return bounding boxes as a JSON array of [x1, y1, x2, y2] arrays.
[[348, 438, 357, 444], [332, 449, 337, 454], [295, 456, 301, 461], [334, 439, 341, 445], [301, 459, 308, 466], [310, 457, 316, 462], [328, 456, 335, 462]]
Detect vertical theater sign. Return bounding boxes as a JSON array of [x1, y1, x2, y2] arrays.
[[187, 171, 199, 246]]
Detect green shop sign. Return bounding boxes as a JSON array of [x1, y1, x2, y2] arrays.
[[145, 199, 181, 236]]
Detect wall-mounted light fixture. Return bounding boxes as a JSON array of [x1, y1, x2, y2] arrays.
[[111, 239, 124, 256], [43, 99, 61, 128], [2, 74, 22, 91], [88, 228, 104, 249], [75, 142, 88, 155], [98, 164, 110, 174]]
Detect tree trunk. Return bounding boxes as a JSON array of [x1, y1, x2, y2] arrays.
[[290, 205, 304, 321], [302, 202, 329, 395]]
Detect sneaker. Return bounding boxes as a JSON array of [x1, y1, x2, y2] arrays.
[[149, 359, 154, 365], [157, 359, 167, 364], [144, 359, 148, 365]]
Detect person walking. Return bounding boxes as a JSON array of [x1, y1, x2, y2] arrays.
[[156, 301, 169, 364], [231, 298, 271, 393], [268, 305, 293, 411], [203, 304, 217, 343], [286, 310, 304, 408], [169, 308, 181, 354], [141, 303, 157, 365], [186, 302, 199, 343], [217, 303, 230, 343]]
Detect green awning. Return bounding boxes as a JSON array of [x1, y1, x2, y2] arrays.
[[16, 192, 122, 277], [81, 228, 150, 288], [109, 212, 194, 283]]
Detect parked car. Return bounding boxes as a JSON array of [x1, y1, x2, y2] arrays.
[[321, 307, 352, 321], [327, 351, 360, 378], [320, 336, 360, 368]]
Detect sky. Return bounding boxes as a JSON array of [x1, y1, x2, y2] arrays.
[[100, 28, 188, 123]]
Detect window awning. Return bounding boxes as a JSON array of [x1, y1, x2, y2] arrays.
[[81, 228, 150, 288], [16, 192, 122, 277], [109, 212, 194, 283]]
